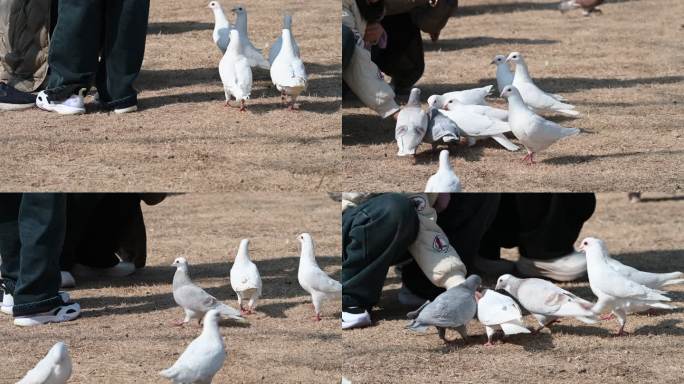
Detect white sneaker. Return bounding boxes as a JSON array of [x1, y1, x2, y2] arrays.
[[61, 271, 76, 288], [341, 310, 371, 330], [2, 291, 71, 316], [36, 90, 86, 115], [14, 302, 80, 327], [114, 105, 137, 114], [72, 260, 135, 278], [516, 251, 587, 282]]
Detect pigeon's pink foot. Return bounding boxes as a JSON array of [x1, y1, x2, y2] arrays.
[[612, 329, 629, 337], [600, 314, 615, 320], [484, 341, 495, 347], [239, 100, 246, 112], [312, 313, 322, 322], [645, 308, 658, 316], [170, 319, 185, 327]]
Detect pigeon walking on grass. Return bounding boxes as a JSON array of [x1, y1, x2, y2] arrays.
[[160, 310, 227, 384], [268, 14, 300, 65], [231, 5, 270, 69], [477, 289, 530, 346], [229, 239, 262, 315], [496, 274, 599, 333], [500, 85, 579, 164], [396, 88, 428, 157], [219, 29, 253, 112], [425, 150, 461, 192], [581, 237, 673, 336], [297, 233, 342, 321], [270, 26, 307, 110], [427, 85, 493, 108], [406, 275, 481, 345], [425, 106, 460, 149], [171, 257, 246, 326], [17, 342, 72, 384], [208, 1, 230, 53], [506, 52, 578, 116]]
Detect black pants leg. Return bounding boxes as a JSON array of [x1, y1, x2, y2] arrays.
[[0, 193, 66, 316], [95, 0, 150, 109], [342, 194, 419, 310], [371, 13, 425, 92], [481, 193, 596, 260]]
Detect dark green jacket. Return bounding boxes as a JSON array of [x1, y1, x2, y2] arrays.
[[0, 0, 51, 92]]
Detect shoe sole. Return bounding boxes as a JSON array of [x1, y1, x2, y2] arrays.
[[0, 102, 35, 111], [114, 105, 137, 114], [36, 100, 85, 115], [13, 303, 80, 327]]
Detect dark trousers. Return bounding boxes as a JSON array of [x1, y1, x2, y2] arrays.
[[0, 193, 66, 316], [480, 193, 596, 261], [342, 25, 356, 70], [62, 193, 149, 270], [342, 194, 419, 310], [371, 13, 424, 92], [45, 0, 150, 109]]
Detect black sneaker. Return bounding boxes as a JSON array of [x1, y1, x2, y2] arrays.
[[0, 82, 35, 111]]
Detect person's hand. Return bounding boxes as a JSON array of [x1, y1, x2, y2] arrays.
[[364, 22, 385, 45]]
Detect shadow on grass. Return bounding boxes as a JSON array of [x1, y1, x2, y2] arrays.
[[638, 196, 684, 203], [147, 21, 212, 35], [457, 0, 641, 17], [424, 36, 558, 52], [541, 149, 684, 165], [75, 256, 340, 318]]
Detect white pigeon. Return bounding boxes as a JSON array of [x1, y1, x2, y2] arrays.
[[219, 29, 252, 112], [501, 85, 580, 164], [491, 54, 513, 94], [229, 239, 262, 314], [439, 105, 519, 151], [477, 289, 530, 345], [171, 257, 246, 326], [270, 27, 307, 110], [297, 233, 342, 321], [17, 342, 72, 384], [207, 1, 230, 54], [496, 274, 599, 332], [444, 98, 508, 121], [160, 310, 227, 384], [606, 258, 684, 289], [268, 14, 301, 65], [580, 237, 673, 336], [506, 52, 577, 116], [396, 88, 428, 156], [231, 5, 270, 69], [425, 150, 461, 192], [427, 85, 493, 108]]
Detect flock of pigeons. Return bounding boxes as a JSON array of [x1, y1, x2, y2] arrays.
[[407, 237, 683, 346], [16, 233, 342, 384], [208, 2, 307, 111], [397, 51, 588, 191]]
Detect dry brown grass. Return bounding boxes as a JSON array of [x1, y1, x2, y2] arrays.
[[0, 193, 342, 383], [0, 0, 341, 192], [342, 193, 684, 383], [342, 0, 683, 192]]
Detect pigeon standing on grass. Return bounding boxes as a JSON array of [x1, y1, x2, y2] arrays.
[[160, 310, 227, 384], [219, 29, 253, 112], [208, 1, 230, 53], [495, 274, 599, 333], [491, 55, 513, 94], [425, 150, 461, 192], [270, 26, 307, 110], [477, 289, 530, 346], [17, 342, 72, 384], [406, 275, 481, 345], [560, 0, 604, 16], [171, 257, 246, 326], [297, 233, 342, 321], [268, 14, 300, 65], [580, 237, 673, 336], [500, 85, 580, 164], [231, 5, 270, 69], [229, 239, 262, 315], [396, 88, 428, 157], [427, 85, 493, 108], [425, 106, 460, 149], [506, 52, 578, 116]]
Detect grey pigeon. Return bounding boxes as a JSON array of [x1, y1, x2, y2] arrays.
[[171, 257, 246, 326], [17, 342, 71, 384], [396, 88, 428, 156], [160, 310, 227, 383], [406, 275, 481, 344], [426, 106, 460, 148]]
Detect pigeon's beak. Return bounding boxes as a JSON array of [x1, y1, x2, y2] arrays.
[[499, 91, 506, 98], [578, 243, 586, 252], [489, 60, 496, 65], [505, 57, 511, 63]]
